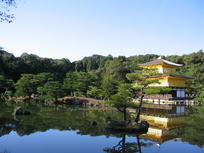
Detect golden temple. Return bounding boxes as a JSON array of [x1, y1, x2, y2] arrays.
[[139, 57, 193, 100]]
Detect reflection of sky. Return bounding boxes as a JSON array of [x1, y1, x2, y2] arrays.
[[143, 140, 204, 153], [0, 130, 204, 153]]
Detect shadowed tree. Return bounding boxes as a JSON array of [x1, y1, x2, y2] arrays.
[[0, 75, 13, 93], [0, 75, 14, 101]]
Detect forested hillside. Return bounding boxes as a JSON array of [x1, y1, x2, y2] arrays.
[[0, 48, 203, 100], [0, 50, 73, 81]]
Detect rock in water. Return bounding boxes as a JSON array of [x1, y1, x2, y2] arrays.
[[13, 106, 23, 115], [13, 106, 31, 115], [23, 111, 31, 115], [105, 116, 111, 123], [90, 121, 97, 126]]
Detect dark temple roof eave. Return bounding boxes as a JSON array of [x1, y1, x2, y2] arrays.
[[149, 74, 194, 79]]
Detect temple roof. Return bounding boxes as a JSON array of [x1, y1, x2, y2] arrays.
[[139, 57, 183, 67]]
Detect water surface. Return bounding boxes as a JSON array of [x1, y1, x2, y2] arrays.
[[0, 103, 203, 153]]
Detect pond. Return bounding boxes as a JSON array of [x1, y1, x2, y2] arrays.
[[0, 103, 204, 153]]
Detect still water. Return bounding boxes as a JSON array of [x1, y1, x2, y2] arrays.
[[0, 103, 203, 153]]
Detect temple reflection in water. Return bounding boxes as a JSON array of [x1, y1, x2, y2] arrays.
[[129, 104, 186, 147]]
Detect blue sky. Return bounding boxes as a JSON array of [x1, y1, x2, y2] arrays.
[[0, 0, 203, 61]]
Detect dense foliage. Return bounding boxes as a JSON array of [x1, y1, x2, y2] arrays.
[[184, 106, 204, 147], [0, 48, 203, 101], [107, 83, 138, 121]]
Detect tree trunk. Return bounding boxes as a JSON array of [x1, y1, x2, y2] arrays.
[[136, 135, 142, 153], [1, 89, 7, 101], [55, 97, 58, 103], [122, 134, 126, 153], [123, 108, 127, 121], [135, 94, 144, 123]]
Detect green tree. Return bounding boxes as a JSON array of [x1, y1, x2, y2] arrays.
[[0, 75, 14, 100], [34, 73, 54, 90], [144, 87, 171, 94], [101, 57, 132, 99], [103, 57, 130, 83], [0, 75, 13, 92], [15, 74, 36, 98], [42, 81, 65, 102], [108, 84, 137, 121], [75, 72, 97, 96], [101, 78, 118, 100], [63, 72, 98, 96], [15, 73, 54, 98], [87, 86, 103, 99], [194, 89, 204, 102], [126, 67, 161, 123], [63, 72, 77, 96]]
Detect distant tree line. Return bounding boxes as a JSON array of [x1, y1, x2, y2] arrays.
[[0, 48, 203, 102]]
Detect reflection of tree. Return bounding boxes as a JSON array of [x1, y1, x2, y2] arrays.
[[104, 133, 153, 153], [181, 106, 204, 147], [0, 104, 124, 137], [3, 103, 204, 149], [0, 149, 10, 153]]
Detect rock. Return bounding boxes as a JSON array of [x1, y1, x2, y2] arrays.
[[105, 116, 111, 123], [13, 106, 31, 115], [64, 97, 89, 105], [23, 111, 31, 115], [90, 121, 97, 126], [13, 106, 23, 115], [31, 94, 35, 98]]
